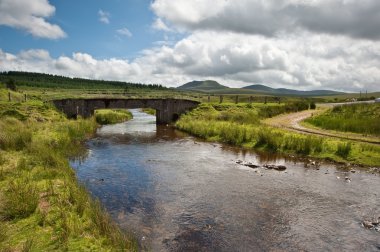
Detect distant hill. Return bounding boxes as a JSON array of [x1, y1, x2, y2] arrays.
[[178, 80, 345, 96], [243, 84, 345, 96], [177, 80, 228, 91]]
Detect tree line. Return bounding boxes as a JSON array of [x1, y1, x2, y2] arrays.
[[0, 71, 168, 90]]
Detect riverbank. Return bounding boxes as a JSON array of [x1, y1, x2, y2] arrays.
[[176, 103, 380, 167], [0, 90, 137, 250]]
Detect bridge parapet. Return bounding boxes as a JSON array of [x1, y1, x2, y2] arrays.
[[52, 98, 199, 124]]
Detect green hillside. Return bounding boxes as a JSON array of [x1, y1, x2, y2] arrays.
[[177, 80, 228, 91]]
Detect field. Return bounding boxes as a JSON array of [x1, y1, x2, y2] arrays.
[[176, 103, 380, 166], [0, 87, 137, 251], [305, 103, 380, 136]]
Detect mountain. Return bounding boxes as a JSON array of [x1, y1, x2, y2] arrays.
[[243, 84, 345, 96], [177, 80, 229, 91], [180, 80, 346, 96]]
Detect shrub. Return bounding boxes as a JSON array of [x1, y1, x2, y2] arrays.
[[310, 102, 316, 110]]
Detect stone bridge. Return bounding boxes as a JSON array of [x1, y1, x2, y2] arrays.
[[52, 98, 200, 124]]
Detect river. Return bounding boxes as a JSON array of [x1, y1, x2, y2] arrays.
[[71, 109, 380, 251]]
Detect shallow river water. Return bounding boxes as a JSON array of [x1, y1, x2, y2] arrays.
[[71, 109, 380, 251]]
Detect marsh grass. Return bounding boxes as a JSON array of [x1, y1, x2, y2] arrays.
[[176, 103, 380, 166], [336, 142, 352, 158], [141, 108, 156, 115], [0, 178, 39, 220], [95, 109, 133, 125], [0, 97, 137, 251], [0, 118, 32, 150], [21, 239, 33, 252], [306, 103, 380, 136]]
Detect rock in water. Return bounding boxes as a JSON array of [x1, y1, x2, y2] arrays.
[[363, 221, 374, 229]]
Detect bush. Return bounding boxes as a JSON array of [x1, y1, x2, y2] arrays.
[[6, 79, 17, 91], [310, 102, 316, 110]]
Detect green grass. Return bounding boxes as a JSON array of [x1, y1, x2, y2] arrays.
[[95, 109, 133, 125], [305, 103, 380, 136], [176, 103, 380, 166], [141, 108, 156, 115], [0, 88, 137, 251]]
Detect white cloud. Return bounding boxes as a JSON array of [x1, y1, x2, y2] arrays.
[[152, 18, 171, 32], [98, 9, 110, 24], [0, 0, 66, 39], [117, 27, 132, 37], [2, 30, 380, 93], [1, 1, 380, 92], [151, 0, 380, 40]]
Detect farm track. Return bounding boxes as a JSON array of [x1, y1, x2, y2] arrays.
[[263, 105, 380, 145]]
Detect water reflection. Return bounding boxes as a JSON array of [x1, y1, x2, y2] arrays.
[[71, 109, 380, 251]]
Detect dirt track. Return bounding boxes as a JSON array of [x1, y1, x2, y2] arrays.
[[263, 106, 380, 145]]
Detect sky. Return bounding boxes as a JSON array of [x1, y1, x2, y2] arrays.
[[0, 0, 379, 92]]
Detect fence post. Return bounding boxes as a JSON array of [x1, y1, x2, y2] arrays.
[[220, 95, 223, 103], [8, 92, 11, 102], [249, 96, 253, 104], [235, 95, 238, 104], [208, 95, 210, 103]]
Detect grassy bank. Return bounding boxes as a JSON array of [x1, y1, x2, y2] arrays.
[[0, 90, 137, 250], [140, 108, 156, 116], [305, 103, 380, 136], [176, 103, 380, 166], [95, 109, 133, 125]]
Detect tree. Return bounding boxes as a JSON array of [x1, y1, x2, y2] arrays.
[[6, 79, 17, 91], [310, 102, 316, 110]]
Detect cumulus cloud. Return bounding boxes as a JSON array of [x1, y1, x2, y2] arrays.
[[151, 0, 380, 40], [139, 31, 380, 91], [117, 27, 132, 37], [152, 18, 171, 32], [0, 0, 66, 39], [2, 29, 380, 93], [98, 9, 110, 24], [1, 1, 379, 92]]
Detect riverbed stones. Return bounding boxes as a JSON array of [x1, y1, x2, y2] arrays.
[[363, 221, 374, 229], [363, 217, 380, 231], [236, 161, 287, 171], [263, 164, 287, 171]]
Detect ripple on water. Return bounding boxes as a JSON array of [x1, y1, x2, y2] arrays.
[[70, 109, 380, 251]]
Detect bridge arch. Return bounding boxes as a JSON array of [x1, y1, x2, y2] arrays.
[[52, 98, 200, 124]]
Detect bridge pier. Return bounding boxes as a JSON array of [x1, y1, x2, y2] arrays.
[[52, 98, 199, 124]]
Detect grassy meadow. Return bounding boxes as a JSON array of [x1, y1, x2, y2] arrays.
[[0, 88, 137, 251], [176, 103, 380, 166], [305, 103, 380, 136]]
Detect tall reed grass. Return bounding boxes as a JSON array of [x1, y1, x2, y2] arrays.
[[176, 103, 379, 166], [95, 109, 133, 125], [306, 103, 380, 136], [0, 100, 137, 251]]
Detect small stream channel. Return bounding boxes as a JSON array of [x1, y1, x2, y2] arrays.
[[71, 109, 380, 251]]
